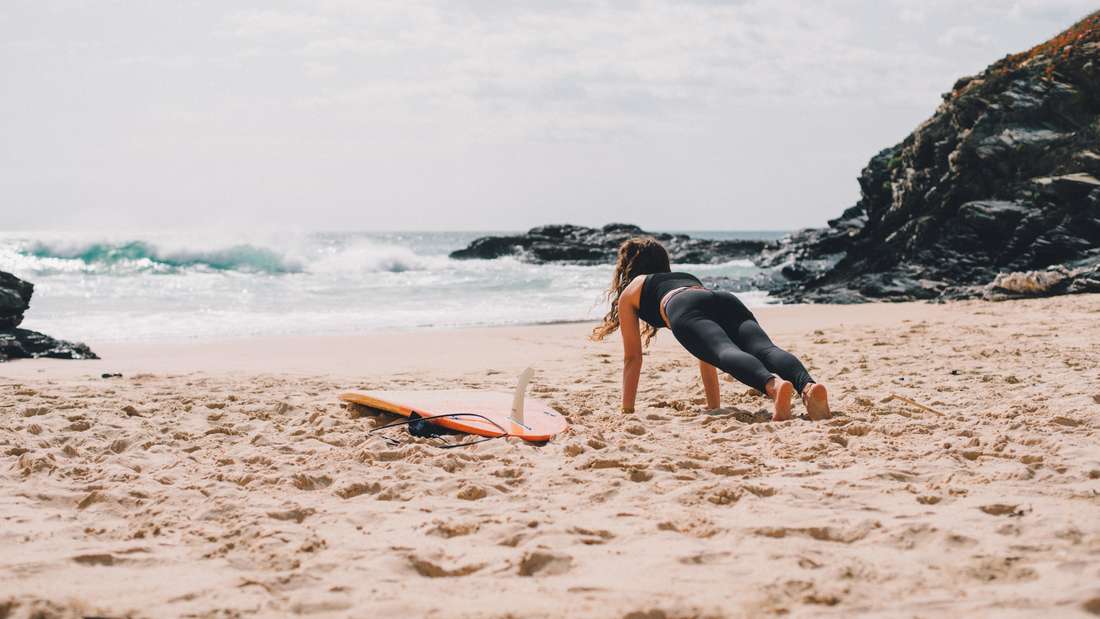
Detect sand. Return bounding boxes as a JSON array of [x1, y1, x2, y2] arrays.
[[2, 296, 1099, 618]]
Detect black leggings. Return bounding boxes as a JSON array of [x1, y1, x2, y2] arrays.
[[665, 289, 814, 394]]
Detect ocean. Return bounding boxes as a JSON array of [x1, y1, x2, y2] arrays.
[[0, 230, 785, 343]]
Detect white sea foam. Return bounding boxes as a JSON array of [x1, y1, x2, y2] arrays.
[[0, 230, 775, 342]]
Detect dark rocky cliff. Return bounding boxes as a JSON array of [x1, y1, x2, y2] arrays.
[[763, 11, 1100, 302], [0, 271, 97, 361]]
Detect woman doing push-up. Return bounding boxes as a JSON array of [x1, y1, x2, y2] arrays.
[[591, 237, 831, 421]]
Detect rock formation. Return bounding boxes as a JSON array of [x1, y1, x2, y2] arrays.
[[763, 11, 1100, 303], [450, 224, 766, 265], [0, 270, 97, 361]]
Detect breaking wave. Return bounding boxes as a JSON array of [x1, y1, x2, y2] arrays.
[[24, 240, 302, 274], [12, 237, 440, 276]]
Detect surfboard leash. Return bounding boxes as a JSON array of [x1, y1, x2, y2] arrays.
[[367, 412, 513, 449]]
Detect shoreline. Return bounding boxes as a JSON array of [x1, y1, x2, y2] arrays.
[[2, 299, 1001, 380]]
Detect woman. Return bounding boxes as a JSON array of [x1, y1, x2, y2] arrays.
[[591, 237, 830, 421]]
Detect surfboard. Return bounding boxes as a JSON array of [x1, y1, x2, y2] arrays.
[[339, 389, 568, 442]]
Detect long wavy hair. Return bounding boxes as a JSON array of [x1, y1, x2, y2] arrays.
[[590, 237, 671, 346]]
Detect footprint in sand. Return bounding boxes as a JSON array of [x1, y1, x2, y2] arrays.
[[963, 556, 1038, 583], [754, 521, 880, 544], [426, 520, 481, 538], [291, 474, 333, 491], [457, 485, 488, 501], [492, 467, 524, 481], [65, 419, 92, 432], [407, 554, 485, 578], [72, 553, 121, 566], [563, 443, 585, 457], [568, 527, 614, 545], [334, 482, 381, 499], [743, 484, 777, 498], [267, 506, 316, 524], [657, 517, 720, 539], [979, 503, 1027, 517], [679, 551, 731, 565], [17, 453, 57, 477], [517, 551, 572, 577]]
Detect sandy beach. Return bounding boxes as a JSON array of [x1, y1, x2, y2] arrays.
[[2, 296, 1100, 618]]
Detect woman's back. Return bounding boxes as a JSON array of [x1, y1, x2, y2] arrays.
[[637, 272, 702, 328]]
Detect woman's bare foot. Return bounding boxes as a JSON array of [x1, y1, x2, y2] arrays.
[[766, 377, 795, 421], [802, 383, 831, 420]]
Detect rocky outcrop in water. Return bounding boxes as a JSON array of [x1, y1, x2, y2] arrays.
[[763, 11, 1100, 303], [0, 271, 97, 361], [450, 224, 766, 265]]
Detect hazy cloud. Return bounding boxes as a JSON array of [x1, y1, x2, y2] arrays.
[[220, 10, 331, 38], [1, 1, 1094, 230], [938, 26, 994, 49]]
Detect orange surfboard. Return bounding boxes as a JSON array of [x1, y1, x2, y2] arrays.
[[339, 389, 568, 442]]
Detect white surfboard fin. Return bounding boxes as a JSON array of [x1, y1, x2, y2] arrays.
[[511, 367, 534, 424]]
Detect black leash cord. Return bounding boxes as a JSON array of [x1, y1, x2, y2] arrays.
[[367, 412, 512, 449]]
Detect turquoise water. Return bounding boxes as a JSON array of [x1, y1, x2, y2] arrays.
[[0, 230, 783, 342]]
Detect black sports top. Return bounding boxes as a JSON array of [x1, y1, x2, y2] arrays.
[[637, 272, 703, 329]]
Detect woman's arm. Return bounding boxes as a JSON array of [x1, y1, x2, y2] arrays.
[[700, 360, 720, 410], [619, 295, 643, 414]]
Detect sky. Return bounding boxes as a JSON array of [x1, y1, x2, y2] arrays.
[[1, 0, 1096, 232]]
